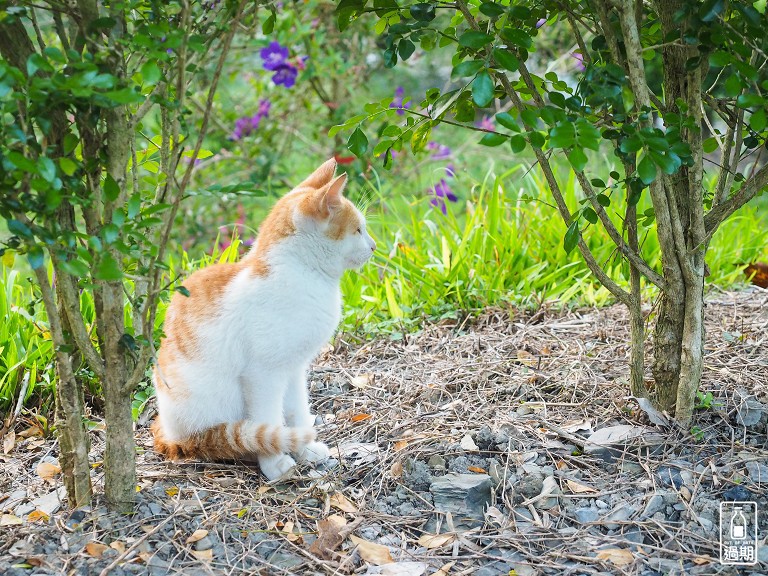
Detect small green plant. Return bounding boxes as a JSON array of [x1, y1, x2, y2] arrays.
[[695, 390, 717, 410], [690, 426, 705, 441]]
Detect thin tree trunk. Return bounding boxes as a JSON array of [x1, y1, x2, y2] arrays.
[[34, 266, 92, 507]]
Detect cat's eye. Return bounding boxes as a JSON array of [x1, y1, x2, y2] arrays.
[[355, 227, 362, 234]]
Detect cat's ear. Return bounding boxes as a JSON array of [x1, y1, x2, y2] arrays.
[[322, 173, 347, 214], [297, 158, 337, 190]]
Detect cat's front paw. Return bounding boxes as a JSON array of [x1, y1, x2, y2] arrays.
[[259, 453, 296, 481], [296, 441, 331, 464]]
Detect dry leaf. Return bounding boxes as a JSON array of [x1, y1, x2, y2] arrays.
[[516, 349, 538, 367], [165, 486, 179, 497], [329, 492, 358, 513], [351, 413, 371, 422], [17, 425, 43, 439], [3, 431, 15, 454], [417, 533, 455, 549], [138, 552, 152, 564], [566, 479, 598, 494], [0, 514, 22, 526], [190, 548, 213, 561], [393, 440, 408, 451], [110, 541, 126, 554], [555, 460, 568, 470], [692, 556, 712, 565], [467, 466, 486, 474], [350, 535, 393, 565], [85, 542, 109, 558], [281, 520, 300, 542], [36, 462, 61, 480], [390, 460, 403, 478], [460, 434, 478, 451], [309, 516, 347, 560], [257, 486, 272, 495], [186, 529, 208, 544], [595, 548, 634, 566], [432, 561, 456, 576], [349, 373, 374, 388], [27, 510, 49, 523]]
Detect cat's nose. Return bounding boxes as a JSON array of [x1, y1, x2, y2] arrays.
[[370, 242, 376, 252]]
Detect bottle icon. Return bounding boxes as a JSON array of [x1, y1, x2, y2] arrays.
[[730, 507, 747, 540]]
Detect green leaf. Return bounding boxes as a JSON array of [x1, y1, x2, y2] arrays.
[[472, 72, 494, 107], [7, 151, 36, 172], [141, 60, 161, 85], [410, 3, 436, 21], [567, 148, 588, 172], [509, 134, 526, 153], [27, 246, 45, 270], [637, 154, 657, 185], [563, 220, 579, 254], [263, 12, 276, 34], [61, 259, 89, 277], [495, 112, 517, 131], [347, 127, 369, 157], [410, 122, 432, 153], [398, 39, 416, 60], [458, 31, 495, 50], [451, 60, 484, 79], [479, 2, 505, 17], [528, 131, 545, 148], [479, 133, 507, 146], [500, 28, 532, 49], [102, 88, 144, 104], [751, 108, 767, 132], [37, 157, 56, 183], [699, 0, 724, 22], [702, 137, 719, 153], [492, 48, 518, 71], [94, 253, 122, 281], [103, 174, 120, 201], [548, 123, 576, 149], [736, 94, 765, 108], [583, 207, 598, 224], [8, 219, 33, 239], [59, 157, 77, 176], [597, 193, 611, 207], [175, 286, 191, 297]]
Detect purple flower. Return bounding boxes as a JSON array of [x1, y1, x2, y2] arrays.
[[258, 99, 271, 117], [476, 115, 495, 131], [260, 41, 290, 71], [536, 18, 547, 28], [434, 179, 458, 202], [390, 86, 410, 116], [427, 141, 452, 160], [429, 179, 458, 214], [272, 64, 298, 88], [445, 163, 456, 178], [572, 51, 585, 71]]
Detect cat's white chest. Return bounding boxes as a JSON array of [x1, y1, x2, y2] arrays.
[[226, 267, 341, 366]]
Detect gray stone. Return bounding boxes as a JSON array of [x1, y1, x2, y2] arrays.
[[268, 551, 305, 569], [427, 455, 446, 471], [148, 502, 163, 516], [604, 505, 636, 530], [642, 494, 665, 517], [574, 508, 599, 523], [736, 398, 765, 426], [429, 473, 493, 526], [488, 460, 503, 486], [595, 499, 609, 509], [746, 461, 768, 483], [194, 536, 214, 551]]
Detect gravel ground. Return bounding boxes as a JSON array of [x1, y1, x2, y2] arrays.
[[1, 289, 767, 576]]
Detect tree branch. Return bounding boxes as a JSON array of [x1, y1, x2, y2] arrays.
[[703, 162, 768, 239]]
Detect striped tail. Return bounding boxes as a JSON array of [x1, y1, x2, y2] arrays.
[[151, 416, 315, 461]]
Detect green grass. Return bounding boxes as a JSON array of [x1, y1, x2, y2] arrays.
[[2, 164, 767, 414]]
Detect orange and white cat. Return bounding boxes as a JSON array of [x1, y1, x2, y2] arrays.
[[151, 159, 375, 480]]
